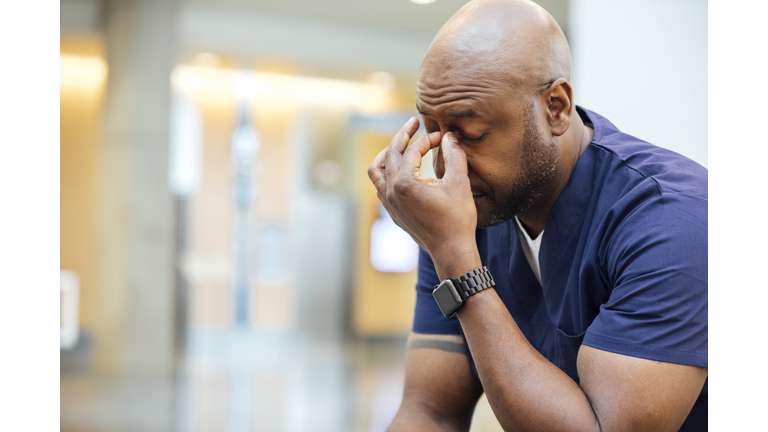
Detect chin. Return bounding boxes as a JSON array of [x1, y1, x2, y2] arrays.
[[474, 200, 497, 229], [475, 199, 517, 229], [476, 210, 509, 229]]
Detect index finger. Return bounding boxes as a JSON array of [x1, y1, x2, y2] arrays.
[[383, 117, 420, 175], [401, 131, 442, 174], [368, 148, 388, 191]]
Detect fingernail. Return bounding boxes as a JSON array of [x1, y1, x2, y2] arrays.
[[446, 132, 458, 144]]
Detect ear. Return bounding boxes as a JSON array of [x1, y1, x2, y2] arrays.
[[544, 78, 573, 136]]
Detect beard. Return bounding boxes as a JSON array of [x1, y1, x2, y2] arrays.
[[475, 106, 560, 229]]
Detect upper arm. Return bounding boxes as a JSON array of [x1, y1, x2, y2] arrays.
[[578, 197, 708, 430], [577, 345, 708, 432], [389, 332, 484, 432], [587, 196, 708, 367]]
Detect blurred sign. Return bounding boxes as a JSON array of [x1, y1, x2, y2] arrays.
[[60, 270, 80, 350], [370, 205, 419, 273], [168, 91, 203, 196]]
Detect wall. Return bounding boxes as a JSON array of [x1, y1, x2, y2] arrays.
[[60, 38, 106, 335], [569, 0, 708, 168]]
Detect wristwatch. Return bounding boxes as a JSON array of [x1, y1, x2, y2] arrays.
[[432, 266, 496, 318]]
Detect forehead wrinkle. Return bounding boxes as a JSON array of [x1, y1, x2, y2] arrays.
[[417, 71, 502, 97], [416, 97, 493, 124], [416, 91, 491, 112], [416, 79, 500, 118], [417, 83, 497, 99], [419, 54, 526, 103]]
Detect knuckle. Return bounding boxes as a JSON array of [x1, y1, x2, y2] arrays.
[[392, 178, 410, 196], [374, 179, 388, 197]]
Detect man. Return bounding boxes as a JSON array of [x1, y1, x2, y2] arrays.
[[367, 0, 707, 431]]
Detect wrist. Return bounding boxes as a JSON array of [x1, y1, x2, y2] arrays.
[[433, 248, 482, 281], [432, 265, 496, 318]]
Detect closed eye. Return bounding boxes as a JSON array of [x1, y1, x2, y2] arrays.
[[458, 133, 488, 143]]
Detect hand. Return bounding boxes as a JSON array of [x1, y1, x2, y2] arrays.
[[367, 118, 481, 278]]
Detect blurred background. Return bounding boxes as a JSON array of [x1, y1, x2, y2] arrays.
[[59, 0, 706, 431]]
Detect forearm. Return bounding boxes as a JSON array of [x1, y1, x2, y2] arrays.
[[457, 288, 600, 432], [388, 332, 484, 432], [387, 404, 472, 432]]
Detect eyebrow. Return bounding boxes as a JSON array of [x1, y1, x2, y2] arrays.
[[416, 105, 482, 119], [446, 109, 481, 119]]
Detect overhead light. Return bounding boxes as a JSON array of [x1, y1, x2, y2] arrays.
[[366, 71, 396, 94], [171, 65, 391, 111], [410, 0, 438, 4], [190, 52, 222, 67], [60, 54, 107, 90]]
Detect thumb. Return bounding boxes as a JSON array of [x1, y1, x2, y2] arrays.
[[440, 132, 469, 179]]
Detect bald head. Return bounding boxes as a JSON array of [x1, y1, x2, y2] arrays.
[[414, 0, 589, 234], [420, 0, 571, 96]]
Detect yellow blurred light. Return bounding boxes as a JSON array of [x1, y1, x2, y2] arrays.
[[190, 52, 222, 68], [171, 65, 391, 112], [366, 71, 397, 94], [60, 54, 107, 89]]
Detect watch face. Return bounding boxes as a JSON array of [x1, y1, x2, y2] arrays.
[[433, 280, 463, 318]]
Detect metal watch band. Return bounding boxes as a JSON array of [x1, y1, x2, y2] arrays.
[[453, 266, 496, 300]]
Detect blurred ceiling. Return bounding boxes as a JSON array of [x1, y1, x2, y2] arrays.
[[183, 0, 569, 36], [61, 0, 569, 42], [61, 0, 569, 79]]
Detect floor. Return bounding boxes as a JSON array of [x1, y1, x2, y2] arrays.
[[61, 329, 502, 432]]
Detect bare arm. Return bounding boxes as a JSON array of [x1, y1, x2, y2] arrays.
[[387, 332, 483, 432], [457, 287, 708, 431]]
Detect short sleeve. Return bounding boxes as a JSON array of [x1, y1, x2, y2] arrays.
[[412, 247, 463, 335], [583, 194, 708, 367]]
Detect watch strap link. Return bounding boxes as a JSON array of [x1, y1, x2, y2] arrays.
[[454, 266, 496, 299]]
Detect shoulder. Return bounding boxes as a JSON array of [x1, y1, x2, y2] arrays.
[[577, 108, 707, 250], [582, 106, 708, 203], [573, 108, 708, 289], [602, 193, 707, 278]]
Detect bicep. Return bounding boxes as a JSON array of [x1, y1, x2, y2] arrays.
[[389, 332, 483, 432], [577, 345, 708, 432]]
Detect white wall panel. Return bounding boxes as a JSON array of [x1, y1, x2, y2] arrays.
[[570, 0, 707, 167]]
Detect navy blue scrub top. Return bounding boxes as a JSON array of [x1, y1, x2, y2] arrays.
[[412, 107, 708, 430]]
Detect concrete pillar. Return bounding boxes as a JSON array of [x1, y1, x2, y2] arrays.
[[95, 0, 178, 377]]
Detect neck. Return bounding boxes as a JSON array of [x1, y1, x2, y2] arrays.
[[516, 113, 593, 239]]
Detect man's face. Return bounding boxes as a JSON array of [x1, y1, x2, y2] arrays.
[[416, 65, 560, 229]]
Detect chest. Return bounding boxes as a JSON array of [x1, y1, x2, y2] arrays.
[[478, 220, 610, 382]]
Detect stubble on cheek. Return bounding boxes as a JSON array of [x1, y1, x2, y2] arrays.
[[474, 107, 560, 229]]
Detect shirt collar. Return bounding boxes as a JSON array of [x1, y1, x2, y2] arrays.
[[538, 106, 604, 284]]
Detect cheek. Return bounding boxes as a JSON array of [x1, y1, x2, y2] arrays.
[[466, 154, 497, 182], [466, 159, 498, 194], [468, 153, 518, 194]]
